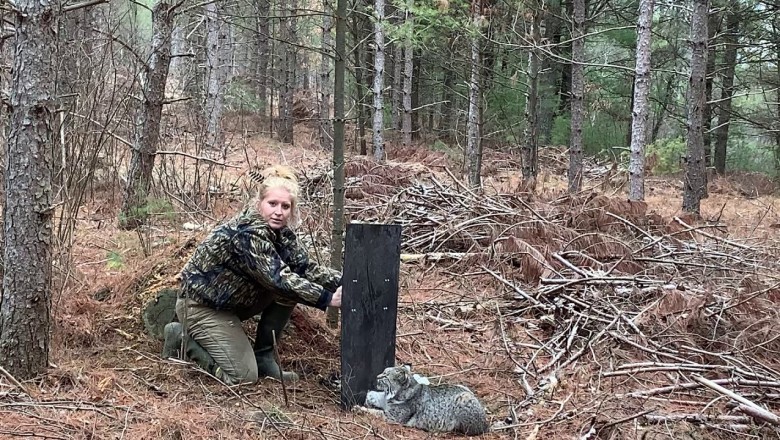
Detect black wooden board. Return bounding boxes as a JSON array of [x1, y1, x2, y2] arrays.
[[340, 223, 401, 409]]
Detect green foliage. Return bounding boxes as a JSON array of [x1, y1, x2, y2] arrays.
[[431, 139, 461, 163], [386, 0, 473, 47], [225, 79, 265, 113], [727, 139, 777, 176], [120, 196, 177, 226], [144, 197, 177, 223], [485, 80, 526, 143], [107, 251, 124, 270], [646, 137, 686, 175], [551, 115, 571, 146], [583, 113, 628, 156]]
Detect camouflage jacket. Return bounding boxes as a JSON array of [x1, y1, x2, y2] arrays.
[[179, 207, 341, 314]]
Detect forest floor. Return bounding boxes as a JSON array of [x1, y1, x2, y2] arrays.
[[2, 119, 780, 440]]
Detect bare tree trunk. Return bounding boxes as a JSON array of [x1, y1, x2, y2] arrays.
[[170, 14, 187, 90], [402, 32, 413, 148], [278, 0, 298, 144], [439, 48, 456, 138], [204, 1, 229, 151], [682, 0, 709, 215], [120, 0, 175, 230], [651, 73, 675, 142], [539, 0, 563, 145], [352, 11, 369, 155], [714, 1, 738, 175], [411, 53, 420, 139], [1, 0, 56, 379], [522, 10, 541, 189], [568, 0, 585, 193], [255, 0, 271, 115], [466, 8, 482, 187], [320, 0, 333, 150], [703, 10, 719, 171], [372, 0, 385, 161], [327, 0, 347, 328], [392, 43, 402, 131], [628, 0, 654, 201]]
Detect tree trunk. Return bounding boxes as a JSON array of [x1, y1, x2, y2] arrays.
[[402, 35, 413, 148], [255, 0, 271, 115], [278, 0, 297, 144], [1, 0, 56, 379], [204, 1, 229, 151], [439, 52, 456, 138], [350, 9, 370, 155], [522, 10, 541, 188], [682, 0, 709, 215], [568, 0, 585, 193], [557, 0, 573, 115], [327, 0, 347, 328], [628, 0, 654, 201], [714, 2, 738, 175], [539, 0, 563, 145], [703, 10, 719, 170], [391, 43, 403, 131], [411, 53, 421, 139], [120, 0, 175, 230], [320, 0, 333, 150], [466, 8, 482, 187], [650, 73, 675, 142], [372, 0, 385, 161]]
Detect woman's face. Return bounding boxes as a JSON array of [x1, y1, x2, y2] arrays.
[[258, 187, 293, 229]]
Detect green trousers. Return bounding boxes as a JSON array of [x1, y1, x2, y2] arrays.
[[175, 298, 262, 385]]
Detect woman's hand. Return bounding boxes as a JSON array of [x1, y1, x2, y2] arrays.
[[328, 286, 342, 308]]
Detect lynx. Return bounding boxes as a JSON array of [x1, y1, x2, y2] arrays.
[[360, 365, 489, 435]]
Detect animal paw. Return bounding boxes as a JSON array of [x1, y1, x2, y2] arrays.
[[354, 405, 385, 418]]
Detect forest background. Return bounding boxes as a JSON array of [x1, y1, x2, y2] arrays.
[[1, 0, 780, 438]]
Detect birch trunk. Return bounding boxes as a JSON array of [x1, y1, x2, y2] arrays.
[[120, 0, 175, 230], [714, 2, 738, 175], [466, 12, 482, 187], [522, 10, 541, 189], [568, 0, 585, 194], [682, 0, 710, 215], [1, 0, 56, 379], [372, 0, 385, 161], [320, 0, 333, 150], [628, 0, 654, 201]]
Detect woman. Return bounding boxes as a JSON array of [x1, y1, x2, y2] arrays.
[[162, 165, 343, 385]]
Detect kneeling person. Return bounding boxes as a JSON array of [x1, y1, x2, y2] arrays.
[[163, 165, 343, 385]]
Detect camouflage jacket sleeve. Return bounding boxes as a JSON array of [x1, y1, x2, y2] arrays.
[[232, 224, 333, 310], [279, 229, 342, 292]]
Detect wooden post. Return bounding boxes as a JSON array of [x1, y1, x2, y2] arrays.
[[340, 223, 401, 409]]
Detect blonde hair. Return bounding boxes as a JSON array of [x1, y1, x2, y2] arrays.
[[250, 164, 301, 225]]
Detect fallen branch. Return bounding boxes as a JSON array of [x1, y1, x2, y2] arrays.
[[0, 365, 28, 396], [692, 374, 780, 426], [400, 252, 484, 262], [483, 266, 542, 306], [674, 217, 749, 250]]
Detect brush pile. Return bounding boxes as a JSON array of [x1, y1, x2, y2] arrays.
[[304, 156, 780, 438]]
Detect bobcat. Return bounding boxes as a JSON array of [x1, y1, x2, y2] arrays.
[[360, 365, 489, 435]]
